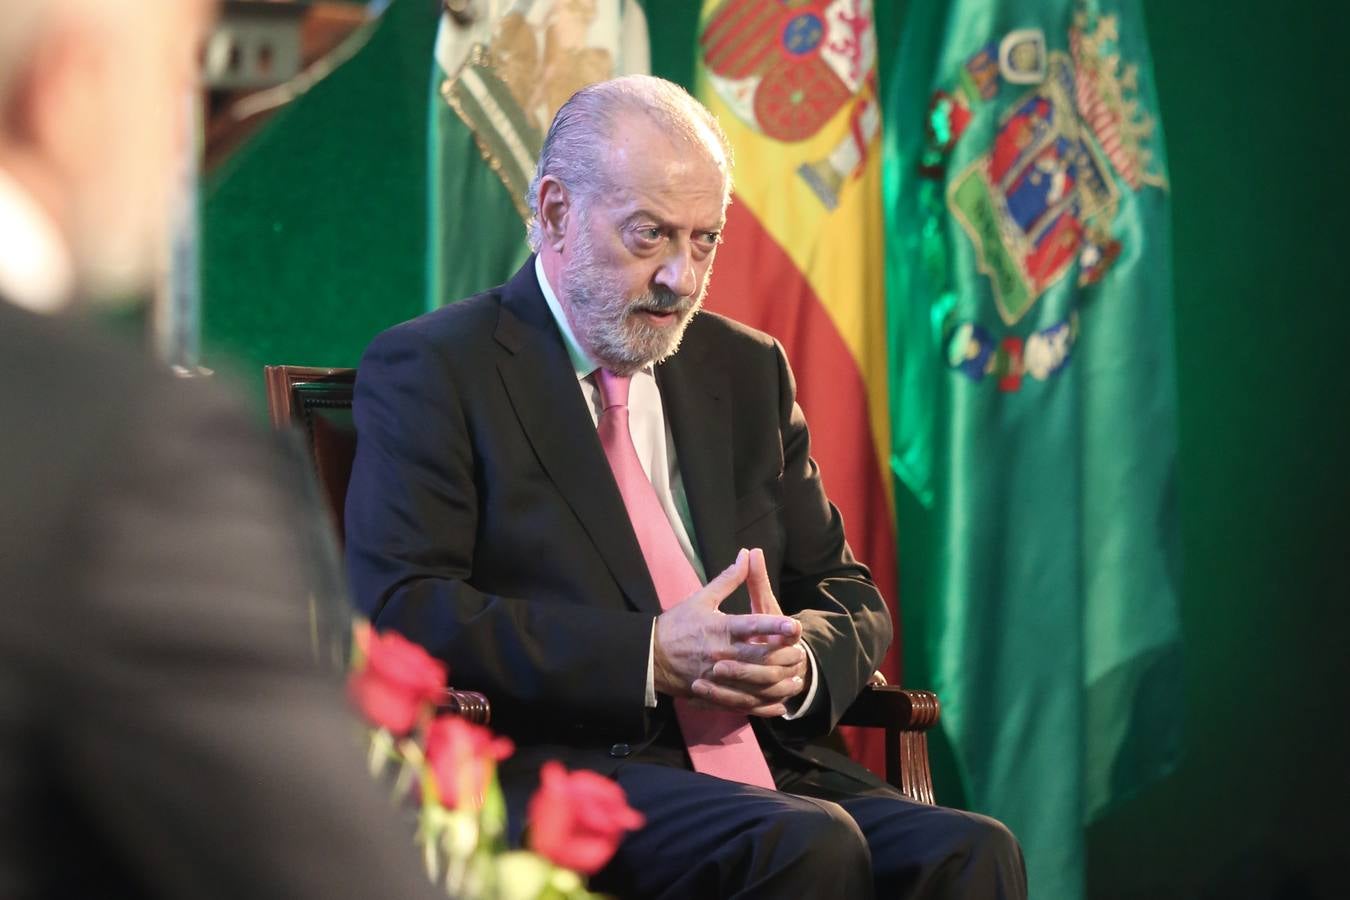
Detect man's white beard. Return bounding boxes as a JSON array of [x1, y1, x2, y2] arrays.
[[559, 225, 706, 376]]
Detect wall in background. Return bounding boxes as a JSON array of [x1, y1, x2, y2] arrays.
[[1079, 1, 1349, 896], [202, 1, 1350, 896], [202, 0, 436, 381]]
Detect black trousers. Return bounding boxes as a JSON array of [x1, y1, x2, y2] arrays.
[[584, 759, 1027, 900]]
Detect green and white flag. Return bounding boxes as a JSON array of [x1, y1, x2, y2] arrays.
[[428, 0, 649, 309], [885, 1, 1182, 896]]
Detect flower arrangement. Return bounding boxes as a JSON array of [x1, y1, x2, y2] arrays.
[[348, 623, 645, 899]]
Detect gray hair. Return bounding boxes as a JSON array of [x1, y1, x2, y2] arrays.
[[525, 75, 733, 250]]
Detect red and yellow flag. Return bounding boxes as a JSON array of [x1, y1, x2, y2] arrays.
[[695, 0, 896, 773]]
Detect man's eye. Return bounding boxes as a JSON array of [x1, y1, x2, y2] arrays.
[[636, 227, 663, 241]]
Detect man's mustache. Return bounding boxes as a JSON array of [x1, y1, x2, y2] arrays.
[[628, 288, 694, 315]]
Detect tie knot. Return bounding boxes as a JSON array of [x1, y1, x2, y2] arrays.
[[595, 368, 631, 410]]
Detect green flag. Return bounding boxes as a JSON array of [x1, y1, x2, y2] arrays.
[[884, 1, 1182, 897], [427, 0, 649, 309]]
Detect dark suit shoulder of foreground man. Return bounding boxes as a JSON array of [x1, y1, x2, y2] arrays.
[[0, 0, 443, 893], [0, 302, 443, 899], [347, 75, 1026, 899]]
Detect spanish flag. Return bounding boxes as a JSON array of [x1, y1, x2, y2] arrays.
[[694, 0, 897, 774]]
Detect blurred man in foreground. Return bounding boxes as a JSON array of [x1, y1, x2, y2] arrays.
[[0, 1, 439, 895]]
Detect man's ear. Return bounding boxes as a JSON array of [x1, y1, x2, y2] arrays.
[[15, 19, 110, 183], [536, 175, 571, 252]]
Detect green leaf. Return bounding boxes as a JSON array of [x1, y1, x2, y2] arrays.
[[479, 768, 508, 849], [421, 830, 440, 884], [367, 728, 394, 778]]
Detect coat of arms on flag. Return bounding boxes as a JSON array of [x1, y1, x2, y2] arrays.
[[426, 1, 648, 311], [885, 2, 1183, 895], [927, 12, 1166, 389], [700, 0, 880, 210], [435, 0, 648, 220]]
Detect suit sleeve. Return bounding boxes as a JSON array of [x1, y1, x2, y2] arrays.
[[770, 338, 894, 739], [344, 326, 653, 734], [55, 376, 442, 900]]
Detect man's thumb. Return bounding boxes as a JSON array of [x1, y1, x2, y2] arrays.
[[701, 548, 750, 604]]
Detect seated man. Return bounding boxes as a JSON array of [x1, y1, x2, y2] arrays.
[[346, 75, 1025, 900]]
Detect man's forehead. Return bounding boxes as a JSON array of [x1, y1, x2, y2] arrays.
[[602, 128, 727, 216], [608, 110, 724, 171], [610, 154, 726, 198], [603, 175, 728, 228]]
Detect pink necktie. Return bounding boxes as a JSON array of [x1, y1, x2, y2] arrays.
[[594, 369, 775, 790]]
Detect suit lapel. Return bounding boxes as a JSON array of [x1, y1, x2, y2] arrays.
[[657, 332, 747, 614], [494, 261, 661, 614]]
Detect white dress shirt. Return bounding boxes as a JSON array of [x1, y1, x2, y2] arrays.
[[0, 166, 73, 313], [534, 256, 819, 719]]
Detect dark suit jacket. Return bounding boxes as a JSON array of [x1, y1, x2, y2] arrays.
[[345, 258, 893, 782], [0, 301, 440, 899]]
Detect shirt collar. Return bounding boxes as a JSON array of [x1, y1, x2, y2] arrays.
[[0, 166, 74, 314]]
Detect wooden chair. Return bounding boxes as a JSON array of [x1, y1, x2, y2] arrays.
[[265, 365, 490, 726], [265, 364, 940, 804]]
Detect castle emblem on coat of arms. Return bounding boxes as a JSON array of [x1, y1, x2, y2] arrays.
[[924, 11, 1166, 390]]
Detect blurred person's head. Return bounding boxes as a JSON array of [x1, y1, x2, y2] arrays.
[[0, 0, 214, 303]]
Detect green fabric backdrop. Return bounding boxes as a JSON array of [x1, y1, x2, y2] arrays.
[[202, 1, 1350, 896]]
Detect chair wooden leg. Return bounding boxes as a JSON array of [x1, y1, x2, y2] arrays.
[[885, 722, 902, 791], [839, 685, 942, 804], [898, 690, 939, 805], [900, 731, 936, 805]]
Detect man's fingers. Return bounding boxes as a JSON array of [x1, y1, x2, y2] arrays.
[[736, 632, 800, 651], [744, 703, 790, 718], [690, 679, 797, 717], [707, 658, 799, 685], [747, 547, 782, 616], [725, 613, 799, 643], [713, 643, 806, 671], [697, 548, 750, 607], [687, 695, 786, 718]]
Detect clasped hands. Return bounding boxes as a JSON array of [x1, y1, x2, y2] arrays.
[[653, 547, 809, 717]]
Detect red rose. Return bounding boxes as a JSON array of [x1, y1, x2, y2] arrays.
[[527, 761, 645, 875], [347, 627, 447, 735], [424, 716, 514, 809]]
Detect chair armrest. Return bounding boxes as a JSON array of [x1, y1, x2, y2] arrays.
[[433, 684, 938, 803], [438, 688, 491, 726], [839, 685, 940, 732], [839, 686, 941, 805]]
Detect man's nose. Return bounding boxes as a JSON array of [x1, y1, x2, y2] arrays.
[[655, 243, 698, 298]]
